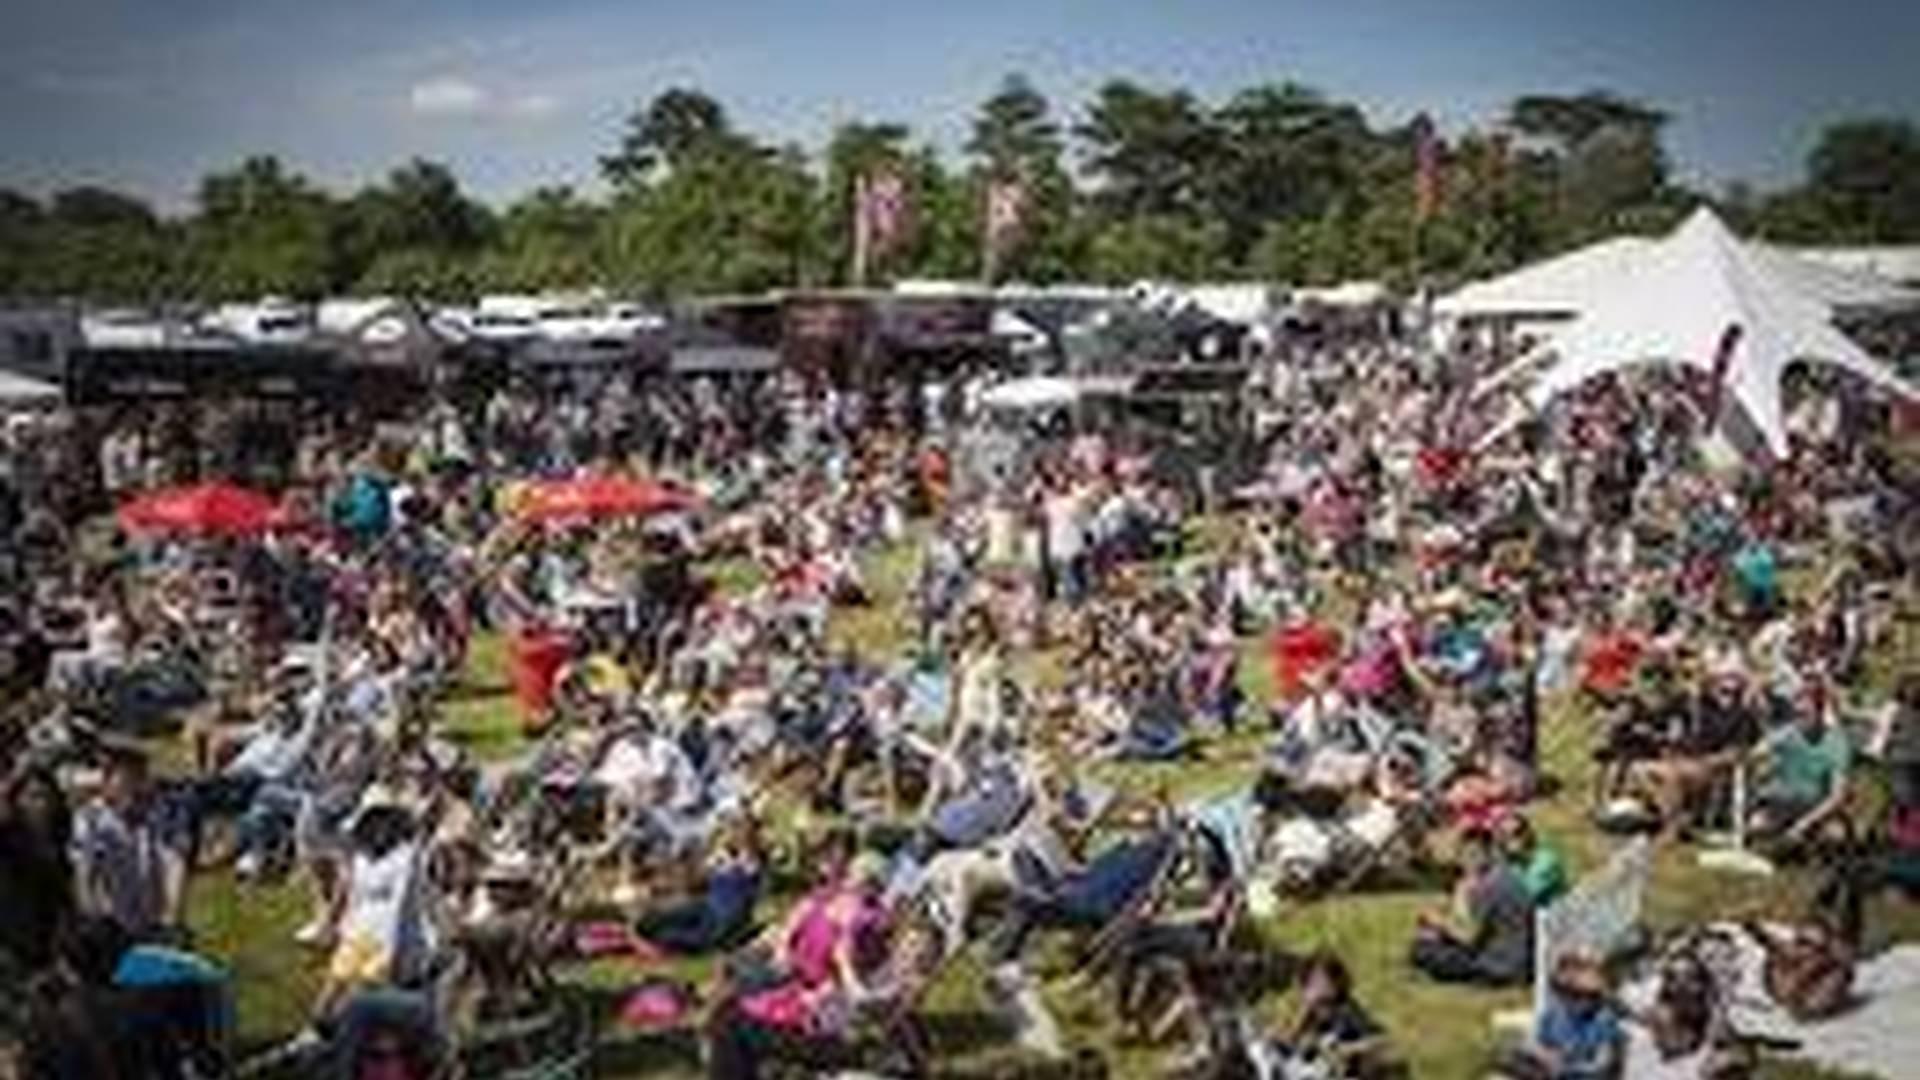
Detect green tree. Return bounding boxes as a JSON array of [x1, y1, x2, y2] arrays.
[[968, 74, 1062, 179], [334, 159, 494, 292], [1803, 118, 1920, 241], [0, 190, 45, 296], [965, 74, 1077, 281], [1505, 90, 1674, 242], [1085, 215, 1228, 282], [600, 138, 819, 295], [821, 120, 912, 283], [184, 156, 336, 299], [39, 186, 176, 301], [1210, 82, 1371, 261], [1508, 91, 1668, 149], [1076, 81, 1220, 219], [479, 185, 605, 292], [601, 87, 742, 190]]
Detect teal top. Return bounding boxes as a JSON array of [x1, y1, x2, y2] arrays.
[[1518, 843, 1569, 906], [1766, 724, 1852, 806]]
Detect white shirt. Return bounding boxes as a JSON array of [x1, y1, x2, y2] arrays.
[[1044, 491, 1086, 560], [340, 841, 429, 977], [596, 732, 700, 812]]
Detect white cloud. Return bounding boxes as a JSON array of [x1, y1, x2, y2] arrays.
[[504, 92, 559, 120], [406, 76, 560, 122], [409, 76, 489, 116]]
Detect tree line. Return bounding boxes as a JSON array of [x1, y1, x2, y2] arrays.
[[2, 76, 1917, 304]]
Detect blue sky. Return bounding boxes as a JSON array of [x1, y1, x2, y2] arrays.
[[3, 0, 1917, 211]]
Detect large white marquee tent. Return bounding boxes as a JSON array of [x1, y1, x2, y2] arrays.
[[1453, 207, 1919, 457]]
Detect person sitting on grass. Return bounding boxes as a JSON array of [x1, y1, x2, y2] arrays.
[[628, 814, 765, 957], [1408, 828, 1534, 987], [1591, 663, 1683, 811], [1270, 950, 1390, 1079], [1747, 679, 1853, 852], [1499, 812, 1568, 907], [1627, 650, 1762, 840], [705, 840, 893, 1080], [1497, 950, 1624, 1080]]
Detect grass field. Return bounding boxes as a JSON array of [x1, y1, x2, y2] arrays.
[[186, 528, 1917, 1078]]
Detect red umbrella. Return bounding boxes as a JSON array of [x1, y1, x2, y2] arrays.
[[118, 482, 282, 537], [515, 474, 698, 523]]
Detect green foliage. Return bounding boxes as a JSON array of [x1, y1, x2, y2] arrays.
[[601, 138, 820, 296], [3, 83, 1915, 303], [1758, 118, 1920, 243], [1077, 80, 1221, 220], [183, 156, 336, 299], [1086, 214, 1230, 283]]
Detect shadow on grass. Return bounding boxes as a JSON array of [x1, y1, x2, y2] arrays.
[[442, 679, 512, 704]]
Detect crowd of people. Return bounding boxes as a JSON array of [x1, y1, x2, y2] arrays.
[[0, 320, 1915, 1080]]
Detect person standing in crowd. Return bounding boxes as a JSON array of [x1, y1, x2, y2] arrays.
[[70, 744, 184, 942], [0, 765, 76, 974]]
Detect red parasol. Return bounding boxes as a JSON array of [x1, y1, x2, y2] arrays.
[[117, 482, 283, 537], [515, 474, 699, 523]]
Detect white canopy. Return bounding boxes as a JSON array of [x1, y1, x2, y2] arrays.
[[0, 369, 61, 408], [1438, 237, 1654, 320], [1520, 208, 1919, 457], [1451, 208, 1920, 455], [980, 375, 1083, 411]]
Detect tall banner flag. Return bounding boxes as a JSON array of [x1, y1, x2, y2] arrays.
[[982, 177, 1029, 282], [1412, 113, 1441, 222], [852, 166, 909, 286], [1702, 323, 1743, 434]]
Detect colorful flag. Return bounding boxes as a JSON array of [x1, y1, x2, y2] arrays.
[[1702, 323, 1743, 433], [1412, 113, 1441, 221], [982, 177, 1028, 281], [852, 166, 909, 285], [985, 178, 1028, 251]]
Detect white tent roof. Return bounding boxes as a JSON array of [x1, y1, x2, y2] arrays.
[[1524, 207, 1918, 457], [1443, 226, 1915, 321], [0, 369, 61, 408], [1750, 244, 1918, 310], [979, 375, 1083, 411], [1438, 236, 1655, 319], [1293, 280, 1389, 309]]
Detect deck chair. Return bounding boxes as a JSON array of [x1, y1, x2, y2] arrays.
[[1070, 830, 1188, 976]]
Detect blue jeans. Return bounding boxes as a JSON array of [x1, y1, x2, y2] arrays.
[[236, 782, 306, 861]]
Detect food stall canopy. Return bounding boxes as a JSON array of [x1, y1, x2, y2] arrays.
[[0, 368, 60, 409], [979, 375, 1085, 411]]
